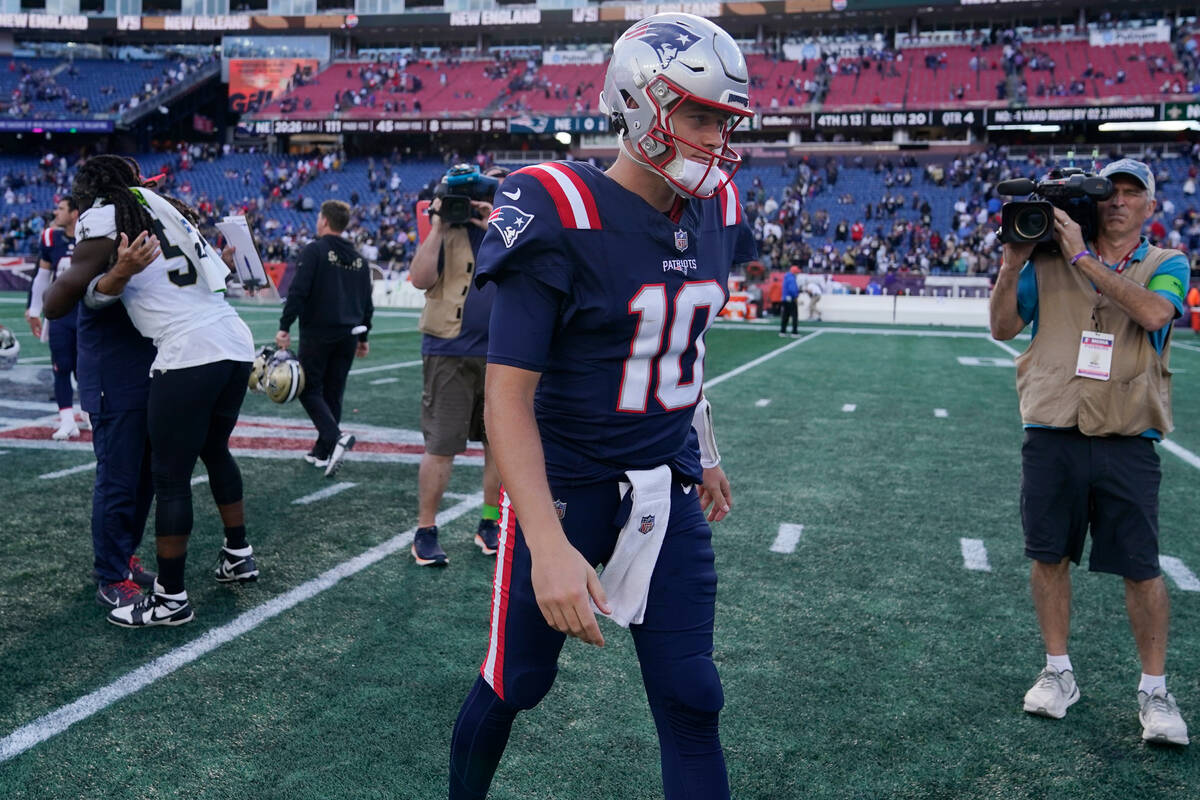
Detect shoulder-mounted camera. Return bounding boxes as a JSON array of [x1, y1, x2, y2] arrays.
[[431, 164, 500, 226], [998, 167, 1113, 255]]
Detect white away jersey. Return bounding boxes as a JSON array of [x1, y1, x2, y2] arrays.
[[77, 203, 253, 371]]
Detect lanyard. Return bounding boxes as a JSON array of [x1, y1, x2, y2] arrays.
[[1090, 242, 1138, 298]]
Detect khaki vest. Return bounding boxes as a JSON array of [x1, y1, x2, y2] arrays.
[[1015, 245, 1177, 437], [417, 227, 475, 339]]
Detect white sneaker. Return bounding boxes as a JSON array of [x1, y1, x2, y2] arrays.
[[1139, 688, 1189, 745], [51, 420, 80, 440], [78, 411, 91, 431], [1023, 666, 1080, 719]]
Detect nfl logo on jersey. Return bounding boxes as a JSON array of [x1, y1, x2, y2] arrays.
[[674, 229, 688, 252], [638, 515, 655, 534]]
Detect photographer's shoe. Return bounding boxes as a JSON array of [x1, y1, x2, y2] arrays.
[[1139, 688, 1189, 746], [1023, 666, 1079, 719]]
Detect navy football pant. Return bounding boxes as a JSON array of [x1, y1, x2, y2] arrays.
[[89, 407, 153, 584], [450, 479, 729, 800], [48, 317, 77, 410], [298, 335, 357, 458], [147, 360, 250, 538]]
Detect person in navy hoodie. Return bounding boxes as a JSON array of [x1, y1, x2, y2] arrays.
[[44, 228, 162, 611]]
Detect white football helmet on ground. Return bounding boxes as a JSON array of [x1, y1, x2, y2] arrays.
[[0, 325, 19, 370], [599, 12, 753, 199]]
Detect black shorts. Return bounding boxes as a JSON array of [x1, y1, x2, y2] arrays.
[[1020, 427, 1162, 580]]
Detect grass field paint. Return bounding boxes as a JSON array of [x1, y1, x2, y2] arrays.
[[960, 538, 992, 572], [292, 482, 358, 506], [37, 461, 96, 480], [770, 523, 804, 554]]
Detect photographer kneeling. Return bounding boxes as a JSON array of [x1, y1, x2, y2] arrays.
[[408, 164, 507, 567], [990, 159, 1192, 745]]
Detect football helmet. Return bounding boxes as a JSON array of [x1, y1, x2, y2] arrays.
[[249, 346, 305, 403], [0, 325, 19, 370], [599, 13, 752, 199]]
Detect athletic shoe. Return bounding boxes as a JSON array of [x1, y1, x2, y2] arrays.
[[303, 452, 330, 468], [108, 582, 193, 628], [78, 411, 91, 431], [1139, 688, 1189, 745], [324, 433, 356, 478], [1023, 667, 1080, 719], [412, 527, 449, 567], [215, 545, 259, 583], [51, 420, 80, 440], [127, 555, 157, 589], [475, 519, 500, 555], [96, 579, 143, 608]]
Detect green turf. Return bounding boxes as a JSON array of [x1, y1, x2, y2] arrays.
[[2, 292, 1199, 799]]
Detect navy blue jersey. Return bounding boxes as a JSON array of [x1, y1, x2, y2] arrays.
[[477, 161, 756, 485], [77, 302, 156, 414], [40, 227, 78, 327]]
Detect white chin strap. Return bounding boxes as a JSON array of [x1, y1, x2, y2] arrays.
[[620, 136, 722, 199]]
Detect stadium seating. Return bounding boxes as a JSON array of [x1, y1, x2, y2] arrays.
[[2, 57, 208, 119]]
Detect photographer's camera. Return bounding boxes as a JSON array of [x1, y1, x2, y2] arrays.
[[999, 168, 1113, 253]]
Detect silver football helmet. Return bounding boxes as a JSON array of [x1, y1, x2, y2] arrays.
[[0, 324, 19, 370], [599, 13, 752, 199]]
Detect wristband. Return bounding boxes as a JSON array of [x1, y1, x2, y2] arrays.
[[1069, 250, 1092, 266]]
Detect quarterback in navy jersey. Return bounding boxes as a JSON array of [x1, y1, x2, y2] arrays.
[[449, 13, 755, 800], [25, 198, 85, 439]]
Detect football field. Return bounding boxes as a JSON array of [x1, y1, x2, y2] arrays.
[[2, 292, 1199, 799]]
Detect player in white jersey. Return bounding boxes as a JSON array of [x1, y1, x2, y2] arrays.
[[63, 155, 260, 627]]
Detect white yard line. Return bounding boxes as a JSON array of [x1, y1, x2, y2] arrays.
[[754, 398, 771, 407], [960, 538, 992, 572], [1160, 439, 1200, 471], [934, 408, 949, 418], [1159, 556, 1200, 592], [38, 462, 96, 480], [292, 482, 358, 505], [0, 492, 483, 764], [842, 404, 857, 413], [988, 337, 1022, 358], [770, 523, 804, 554], [348, 359, 423, 376], [370, 377, 401, 385], [191, 475, 209, 486], [706, 330, 824, 389]]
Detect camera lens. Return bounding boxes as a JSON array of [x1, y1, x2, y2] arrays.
[[1015, 208, 1048, 240]]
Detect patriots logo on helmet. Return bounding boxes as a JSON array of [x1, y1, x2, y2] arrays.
[[638, 515, 655, 534], [625, 22, 703, 69], [488, 205, 535, 249]]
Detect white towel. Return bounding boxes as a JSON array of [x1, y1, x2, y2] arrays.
[[591, 465, 673, 628], [131, 187, 230, 293]]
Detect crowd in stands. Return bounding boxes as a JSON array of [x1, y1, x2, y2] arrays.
[[4, 143, 1199, 295], [741, 143, 1200, 283], [3, 55, 216, 119]]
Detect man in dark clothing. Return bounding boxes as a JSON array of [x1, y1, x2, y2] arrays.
[[276, 200, 374, 478]]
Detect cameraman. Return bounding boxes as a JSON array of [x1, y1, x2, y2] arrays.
[[408, 165, 508, 566], [989, 159, 1191, 746]]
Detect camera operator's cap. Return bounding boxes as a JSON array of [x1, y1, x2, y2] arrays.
[[1100, 158, 1155, 198]]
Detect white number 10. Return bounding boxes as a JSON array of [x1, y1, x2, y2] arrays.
[[617, 281, 725, 412]]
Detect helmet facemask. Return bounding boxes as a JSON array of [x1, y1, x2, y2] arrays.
[[628, 76, 751, 199]]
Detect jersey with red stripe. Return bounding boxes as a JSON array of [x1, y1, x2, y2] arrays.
[[476, 160, 756, 485], [40, 227, 78, 326]]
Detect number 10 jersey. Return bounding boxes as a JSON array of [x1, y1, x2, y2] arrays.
[[476, 160, 756, 485]]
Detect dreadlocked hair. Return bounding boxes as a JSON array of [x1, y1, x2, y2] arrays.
[[72, 154, 202, 241]]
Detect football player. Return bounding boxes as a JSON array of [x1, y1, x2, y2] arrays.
[[448, 14, 754, 800], [26, 198, 87, 439], [46, 155, 259, 627]]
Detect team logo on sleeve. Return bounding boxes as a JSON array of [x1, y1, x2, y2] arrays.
[[488, 205, 535, 249], [625, 22, 703, 68]]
